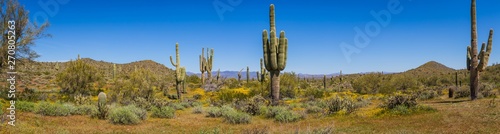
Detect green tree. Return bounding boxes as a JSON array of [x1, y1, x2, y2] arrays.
[[56, 57, 103, 98], [1, 0, 50, 68]]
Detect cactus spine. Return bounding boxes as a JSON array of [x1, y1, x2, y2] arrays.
[[170, 43, 186, 99], [262, 4, 288, 105], [97, 92, 107, 119], [466, 0, 494, 100], [200, 48, 214, 85]]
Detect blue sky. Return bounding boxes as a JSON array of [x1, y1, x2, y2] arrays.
[[18, 0, 500, 74]]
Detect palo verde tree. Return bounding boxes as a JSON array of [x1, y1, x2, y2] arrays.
[[262, 4, 288, 105], [466, 0, 494, 100], [56, 55, 104, 99], [1, 0, 50, 69]]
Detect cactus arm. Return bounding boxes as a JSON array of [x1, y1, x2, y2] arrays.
[[263, 30, 271, 70], [170, 56, 176, 67], [269, 30, 278, 70], [478, 29, 494, 71], [467, 46, 471, 70], [278, 31, 287, 70]]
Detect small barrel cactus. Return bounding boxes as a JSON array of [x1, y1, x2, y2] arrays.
[[97, 92, 108, 119]]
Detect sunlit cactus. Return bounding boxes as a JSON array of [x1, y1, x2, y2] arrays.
[[200, 48, 214, 85], [170, 43, 186, 99], [262, 4, 288, 105], [466, 0, 494, 100]]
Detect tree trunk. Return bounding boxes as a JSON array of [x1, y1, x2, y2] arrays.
[[270, 71, 280, 105]]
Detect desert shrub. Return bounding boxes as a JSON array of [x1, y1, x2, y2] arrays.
[[274, 109, 302, 123], [73, 105, 98, 115], [280, 72, 299, 99], [192, 106, 203, 114], [305, 105, 323, 114], [240, 95, 268, 116], [217, 88, 252, 104], [352, 73, 383, 94], [454, 86, 470, 99], [169, 103, 186, 110], [180, 102, 191, 108], [222, 110, 251, 124], [416, 90, 439, 100], [310, 126, 335, 134], [326, 96, 359, 114], [35, 102, 73, 116], [56, 59, 103, 97], [242, 126, 270, 134], [206, 107, 223, 118], [479, 83, 497, 98], [382, 94, 417, 109], [263, 106, 288, 118], [189, 101, 203, 107], [73, 94, 91, 105], [383, 105, 437, 115], [151, 106, 175, 118], [16, 101, 36, 112], [108, 105, 147, 125], [133, 97, 153, 111], [0, 103, 3, 114], [303, 88, 326, 99]]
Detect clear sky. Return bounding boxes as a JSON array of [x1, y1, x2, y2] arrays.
[[18, 0, 500, 74]]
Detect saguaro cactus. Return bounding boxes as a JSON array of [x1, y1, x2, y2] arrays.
[[112, 64, 116, 79], [466, 0, 494, 100], [216, 69, 221, 82], [323, 74, 327, 90], [246, 66, 250, 83], [97, 92, 107, 119], [200, 48, 214, 85], [262, 4, 288, 105], [238, 68, 243, 84], [170, 43, 186, 99]]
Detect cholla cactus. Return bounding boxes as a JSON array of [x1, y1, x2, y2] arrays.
[[97, 92, 107, 119]]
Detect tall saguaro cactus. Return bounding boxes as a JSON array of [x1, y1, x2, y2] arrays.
[[200, 48, 214, 85], [246, 66, 250, 83], [466, 0, 494, 100], [238, 68, 243, 84], [262, 4, 288, 105], [170, 43, 186, 99]]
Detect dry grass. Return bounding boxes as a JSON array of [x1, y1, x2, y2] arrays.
[[1, 97, 499, 134]]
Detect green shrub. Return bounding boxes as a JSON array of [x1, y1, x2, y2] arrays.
[[383, 94, 417, 109], [169, 103, 186, 110], [133, 97, 153, 111], [274, 109, 302, 123], [151, 106, 175, 118], [35, 102, 72, 116], [206, 107, 223, 118], [108, 105, 147, 125], [416, 90, 438, 100], [389, 105, 410, 115], [305, 105, 323, 114], [0, 103, 3, 114], [303, 88, 326, 99], [454, 86, 471, 99], [16, 101, 36, 112], [180, 102, 191, 108], [192, 106, 203, 114], [73, 105, 98, 115], [384, 105, 437, 115], [263, 106, 287, 118], [222, 110, 251, 124]]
